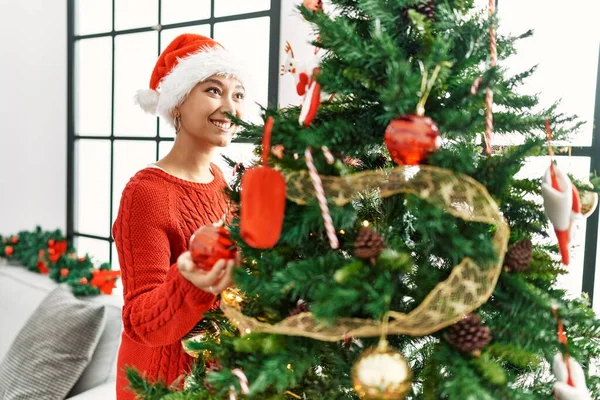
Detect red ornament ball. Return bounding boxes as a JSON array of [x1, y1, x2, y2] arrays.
[[384, 115, 441, 165], [60, 268, 70, 277], [190, 225, 237, 271]]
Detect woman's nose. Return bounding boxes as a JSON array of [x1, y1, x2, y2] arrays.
[[221, 96, 238, 117]]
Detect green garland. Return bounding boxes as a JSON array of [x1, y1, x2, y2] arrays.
[[0, 226, 119, 296]]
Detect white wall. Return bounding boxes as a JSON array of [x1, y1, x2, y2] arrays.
[[0, 0, 67, 236]]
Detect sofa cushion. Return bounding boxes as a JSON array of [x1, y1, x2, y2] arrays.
[[0, 262, 58, 361], [67, 288, 123, 396], [0, 286, 106, 400], [67, 381, 116, 400]]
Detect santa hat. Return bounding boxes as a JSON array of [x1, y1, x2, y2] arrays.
[[135, 33, 244, 126]]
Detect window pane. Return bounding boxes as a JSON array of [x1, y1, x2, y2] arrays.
[[158, 140, 174, 159], [159, 117, 176, 138], [213, 143, 256, 182], [75, 0, 112, 35], [114, 32, 158, 137], [75, 140, 111, 237], [214, 0, 270, 17], [214, 17, 270, 124], [160, 25, 211, 52], [115, 0, 158, 31], [161, 0, 211, 25], [498, 0, 600, 147], [516, 156, 591, 299], [75, 237, 110, 266], [75, 38, 112, 136], [111, 243, 120, 271], [112, 141, 157, 219]]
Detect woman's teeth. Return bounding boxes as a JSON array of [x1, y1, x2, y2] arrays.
[[211, 120, 232, 129]]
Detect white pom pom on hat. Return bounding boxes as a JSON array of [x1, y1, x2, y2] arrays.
[[134, 89, 160, 115]]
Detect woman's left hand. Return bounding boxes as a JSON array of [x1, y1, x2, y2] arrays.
[[177, 251, 236, 295]]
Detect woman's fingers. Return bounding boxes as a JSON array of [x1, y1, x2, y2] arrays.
[[195, 260, 228, 287], [177, 252, 195, 272], [211, 261, 234, 293], [179, 256, 237, 293]]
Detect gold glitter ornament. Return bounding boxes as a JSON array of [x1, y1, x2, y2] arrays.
[[181, 321, 220, 359], [352, 340, 412, 399], [221, 287, 246, 310], [580, 190, 598, 218]]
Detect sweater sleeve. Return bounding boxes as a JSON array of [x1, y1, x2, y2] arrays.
[[113, 176, 216, 346]]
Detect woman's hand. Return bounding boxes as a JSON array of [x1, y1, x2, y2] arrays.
[[177, 251, 235, 295]]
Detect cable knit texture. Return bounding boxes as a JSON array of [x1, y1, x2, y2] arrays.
[[112, 164, 229, 400]]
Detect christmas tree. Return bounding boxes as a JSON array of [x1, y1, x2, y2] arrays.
[[128, 0, 600, 398]]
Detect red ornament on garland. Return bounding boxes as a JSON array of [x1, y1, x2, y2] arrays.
[[91, 269, 121, 295], [60, 268, 70, 277], [384, 115, 441, 165], [79, 277, 88, 285], [10, 236, 18, 244], [4, 245, 14, 257], [37, 261, 49, 274], [190, 225, 237, 270], [48, 240, 68, 263]]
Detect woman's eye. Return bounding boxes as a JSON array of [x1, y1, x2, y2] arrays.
[[207, 88, 221, 95], [235, 92, 245, 100]]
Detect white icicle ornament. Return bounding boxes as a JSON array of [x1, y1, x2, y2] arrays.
[[552, 353, 591, 400], [541, 164, 582, 265]]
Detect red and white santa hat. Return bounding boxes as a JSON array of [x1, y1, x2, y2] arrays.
[[135, 33, 244, 126]]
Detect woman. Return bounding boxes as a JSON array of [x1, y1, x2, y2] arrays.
[[112, 34, 245, 400]]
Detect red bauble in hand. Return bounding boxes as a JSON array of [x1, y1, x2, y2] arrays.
[[190, 225, 237, 270], [384, 115, 441, 165]]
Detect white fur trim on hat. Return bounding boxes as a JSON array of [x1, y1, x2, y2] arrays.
[[137, 45, 244, 127]]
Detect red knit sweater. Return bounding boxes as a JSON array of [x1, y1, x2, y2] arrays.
[[112, 164, 229, 400]]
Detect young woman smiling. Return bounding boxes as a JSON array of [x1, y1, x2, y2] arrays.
[[112, 34, 244, 400]]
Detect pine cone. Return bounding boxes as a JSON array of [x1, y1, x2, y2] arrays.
[[415, 0, 436, 20], [373, 153, 388, 168], [504, 239, 532, 272], [447, 313, 491, 355], [354, 227, 386, 263], [402, 0, 436, 21]]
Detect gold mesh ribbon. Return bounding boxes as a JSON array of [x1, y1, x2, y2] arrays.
[[222, 165, 509, 341]]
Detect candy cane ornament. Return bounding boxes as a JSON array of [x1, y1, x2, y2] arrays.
[[229, 368, 250, 400], [484, 0, 497, 155], [305, 147, 339, 249]]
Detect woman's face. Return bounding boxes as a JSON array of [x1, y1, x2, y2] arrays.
[[176, 75, 245, 148]]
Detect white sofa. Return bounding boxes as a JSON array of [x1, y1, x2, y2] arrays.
[[0, 262, 123, 399]]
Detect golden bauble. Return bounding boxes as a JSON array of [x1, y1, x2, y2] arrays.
[[221, 287, 246, 310], [580, 190, 598, 218], [181, 321, 220, 359], [352, 341, 412, 400]]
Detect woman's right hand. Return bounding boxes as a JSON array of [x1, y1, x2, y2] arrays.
[[177, 251, 235, 295]]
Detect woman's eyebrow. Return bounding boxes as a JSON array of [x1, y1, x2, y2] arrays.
[[202, 78, 224, 87]]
